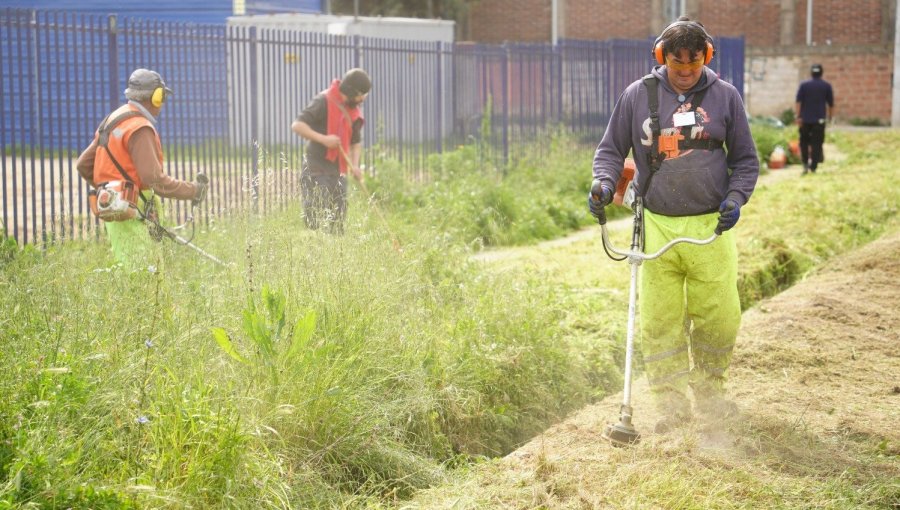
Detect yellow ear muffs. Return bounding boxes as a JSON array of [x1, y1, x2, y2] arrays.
[[151, 87, 165, 108]]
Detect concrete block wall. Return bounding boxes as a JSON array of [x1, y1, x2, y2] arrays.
[[745, 55, 805, 118]]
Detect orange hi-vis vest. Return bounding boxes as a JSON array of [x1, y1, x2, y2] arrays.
[[93, 103, 163, 191]]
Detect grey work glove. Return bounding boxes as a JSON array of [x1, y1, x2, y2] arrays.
[[588, 179, 613, 224], [192, 173, 209, 206]]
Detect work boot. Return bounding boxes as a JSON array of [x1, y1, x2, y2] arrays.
[[654, 410, 692, 434], [653, 390, 693, 434], [695, 393, 740, 419]]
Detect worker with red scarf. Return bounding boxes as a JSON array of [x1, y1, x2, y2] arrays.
[[291, 68, 370, 233]]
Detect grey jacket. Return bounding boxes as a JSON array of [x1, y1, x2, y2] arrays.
[[592, 66, 759, 216]]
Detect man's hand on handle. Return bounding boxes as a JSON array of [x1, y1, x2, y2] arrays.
[[337, 145, 364, 183], [715, 199, 740, 235], [588, 179, 613, 224], [192, 173, 209, 206], [319, 134, 342, 149]]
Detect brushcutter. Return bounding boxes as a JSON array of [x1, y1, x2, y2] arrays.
[[595, 196, 718, 447], [143, 172, 226, 267], [337, 146, 402, 251]]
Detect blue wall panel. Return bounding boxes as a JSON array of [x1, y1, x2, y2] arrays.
[[1, 1, 323, 24]]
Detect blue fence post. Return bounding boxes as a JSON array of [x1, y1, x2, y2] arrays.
[[249, 26, 259, 213], [107, 15, 118, 112], [435, 40, 443, 155], [501, 43, 509, 168]]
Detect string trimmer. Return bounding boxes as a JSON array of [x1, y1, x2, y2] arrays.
[[143, 173, 226, 267], [337, 146, 401, 251], [595, 196, 718, 447]]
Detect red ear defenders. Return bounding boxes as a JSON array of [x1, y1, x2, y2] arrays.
[[652, 20, 715, 65]]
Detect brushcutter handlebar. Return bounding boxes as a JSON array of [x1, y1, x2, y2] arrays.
[[600, 224, 717, 262]]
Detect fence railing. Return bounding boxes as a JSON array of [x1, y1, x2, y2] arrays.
[[1, 7, 744, 247]]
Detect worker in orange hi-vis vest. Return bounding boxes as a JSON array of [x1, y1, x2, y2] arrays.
[[77, 68, 208, 269]]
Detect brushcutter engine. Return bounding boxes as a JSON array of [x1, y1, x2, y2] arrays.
[[90, 180, 139, 222]]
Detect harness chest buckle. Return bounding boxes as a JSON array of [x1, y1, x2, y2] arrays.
[[658, 133, 684, 159]]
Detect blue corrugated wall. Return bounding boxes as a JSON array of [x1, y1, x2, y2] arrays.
[[1, 1, 323, 24]]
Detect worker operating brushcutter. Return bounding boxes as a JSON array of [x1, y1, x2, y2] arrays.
[[291, 68, 370, 234], [589, 17, 759, 435], [77, 68, 209, 269]]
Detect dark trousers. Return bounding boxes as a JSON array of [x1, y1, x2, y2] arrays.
[[301, 170, 347, 234], [799, 122, 826, 171]]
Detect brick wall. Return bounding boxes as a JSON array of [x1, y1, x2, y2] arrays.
[[466, 0, 896, 123], [694, 0, 784, 47], [564, 0, 653, 40], [791, 0, 891, 45], [468, 0, 551, 43], [469, 0, 895, 47]]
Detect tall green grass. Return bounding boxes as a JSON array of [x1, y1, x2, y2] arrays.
[[367, 130, 608, 248], [0, 192, 609, 507]]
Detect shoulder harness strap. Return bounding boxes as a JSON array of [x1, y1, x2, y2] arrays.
[[96, 110, 150, 206], [642, 74, 662, 199]]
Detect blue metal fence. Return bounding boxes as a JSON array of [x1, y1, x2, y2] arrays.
[[1, 7, 744, 246]]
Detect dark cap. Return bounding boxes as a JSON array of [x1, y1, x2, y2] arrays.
[[124, 68, 173, 98], [810, 64, 823, 75], [339, 68, 371, 98]]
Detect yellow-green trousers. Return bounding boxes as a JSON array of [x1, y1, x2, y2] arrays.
[[639, 209, 741, 414], [103, 193, 164, 270]]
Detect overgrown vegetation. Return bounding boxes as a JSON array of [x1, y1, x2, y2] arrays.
[[749, 121, 801, 167], [1, 130, 897, 508], [368, 129, 607, 248]]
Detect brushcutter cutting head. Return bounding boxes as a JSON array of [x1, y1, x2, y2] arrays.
[[603, 416, 641, 447]]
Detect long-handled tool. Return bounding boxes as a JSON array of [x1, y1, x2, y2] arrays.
[[337, 146, 401, 251], [143, 173, 226, 267], [153, 221, 226, 266], [596, 197, 717, 447]]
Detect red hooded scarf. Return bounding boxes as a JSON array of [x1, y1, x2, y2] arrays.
[[325, 79, 364, 175]]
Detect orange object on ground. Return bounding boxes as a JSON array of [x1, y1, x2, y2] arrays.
[[788, 140, 800, 157], [768, 146, 787, 169], [613, 158, 636, 206]]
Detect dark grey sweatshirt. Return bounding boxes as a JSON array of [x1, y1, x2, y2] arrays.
[[592, 66, 759, 216]]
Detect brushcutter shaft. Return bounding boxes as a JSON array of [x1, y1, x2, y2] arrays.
[[622, 260, 640, 407], [167, 230, 226, 266]]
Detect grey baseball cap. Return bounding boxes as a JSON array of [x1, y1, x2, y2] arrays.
[[124, 68, 173, 98]]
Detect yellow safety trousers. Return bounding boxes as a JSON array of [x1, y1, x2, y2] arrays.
[[103, 192, 165, 269], [639, 209, 741, 412]]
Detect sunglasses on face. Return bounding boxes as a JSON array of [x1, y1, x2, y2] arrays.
[[665, 57, 704, 71]]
